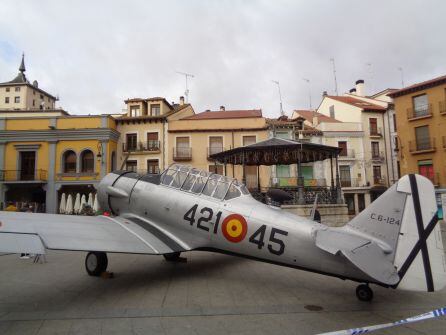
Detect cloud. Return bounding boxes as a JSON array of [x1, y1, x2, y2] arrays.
[[0, 0, 444, 117]]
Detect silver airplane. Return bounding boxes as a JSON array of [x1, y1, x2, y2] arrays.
[[0, 164, 445, 301]]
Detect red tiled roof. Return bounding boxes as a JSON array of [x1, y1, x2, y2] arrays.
[[388, 74, 446, 98], [327, 96, 386, 111], [294, 110, 341, 123], [183, 109, 262, 120]]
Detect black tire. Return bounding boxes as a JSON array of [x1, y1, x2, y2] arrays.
[[163, 252, 181, 261], [356, 284, 374, 302], [85, 252, 108, 276]]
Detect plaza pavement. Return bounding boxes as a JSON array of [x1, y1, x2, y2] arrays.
[[0, 241, 445, 335]]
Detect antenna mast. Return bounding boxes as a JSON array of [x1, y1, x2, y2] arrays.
[[303, 78, 312, 110], [330, 58, 339, 95], [176, 71, 195, 103], [398, 67, 405, 87], [272, 80, 284, 116]]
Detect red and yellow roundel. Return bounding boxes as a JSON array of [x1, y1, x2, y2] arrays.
[[222, 214, 247, 243]]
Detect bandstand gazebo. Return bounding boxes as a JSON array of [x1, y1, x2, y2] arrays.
[[209, 137, 343, 205]]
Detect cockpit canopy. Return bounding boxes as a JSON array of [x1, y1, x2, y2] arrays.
[[160, 164, 249, 201]]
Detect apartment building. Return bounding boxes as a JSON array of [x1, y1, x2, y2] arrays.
[[115, 96, 194, 173], [388, 74, 446, 217]]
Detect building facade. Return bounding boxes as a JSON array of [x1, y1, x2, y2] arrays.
[[389, 74, 446, 217]]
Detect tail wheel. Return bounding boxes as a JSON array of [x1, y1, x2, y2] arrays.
[[163, 252, 181, 261], [356, 284, 374, 302], [85, 252, 108, 276]]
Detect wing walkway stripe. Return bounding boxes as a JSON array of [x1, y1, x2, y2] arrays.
[[126, 217, 184, 252]]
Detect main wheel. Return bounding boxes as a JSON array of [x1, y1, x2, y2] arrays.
[[85, 252, 108, 276], [356, 284, 374, 302], [163, 252, 181, 261]]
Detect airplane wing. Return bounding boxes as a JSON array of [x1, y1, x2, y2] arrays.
[[0, 211, 191, 255]]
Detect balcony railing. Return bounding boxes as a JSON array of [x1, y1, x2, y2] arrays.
[[340, 178, 362, 187], [207, 146, 225, 159], [173, 147, 192, 161], [369, 127, 383, 137], [338, 149, 355, 159], [371, 151, 385, 161], [373, 177, 386, 185], [122, 141, 161, 152], [0, 169, 48, 182], [440, 101, 446, 115], [270, 177, 327, 187], [409, 138, 436, 153], [407, 104, 433, 120]]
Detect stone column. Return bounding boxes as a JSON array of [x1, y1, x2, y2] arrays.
[[335, 155, 343, 204], [45, 141, 58, 213], [353, 193, 359, 216], [100, 140, 108, 177]]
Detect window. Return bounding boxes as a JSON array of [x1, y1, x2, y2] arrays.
[[130, 106, 140, 117], [213, 181, 230, 200], [209, 136, 223, 155], [418, 160, 435, 184], [126, 133, 137, 151], [14, 96, 20, 103], [415, 125, 430, 151], [209, 164, 223, 175], [397, 161, 401, 179], [151, 104, 161, 116], [242, 135, 256, 146], [276, 165, 290, 178], [371, 142, 380, 158], [63, 150, 77, 173], [79, 150, 94, 173], [394, 137, 399, 151], [171, 171, 188, 188], [5, 87, 10, 92], [15, 86, 20, 92], [339, 165, 351, 187], [344, 194, 355, 215], [111, 152, 116, 171], [32, 99, 35, 106], [225, 184, 241, 200], [275, 131, 290, 139], [4, 97, 9, 104], [393, 113, 397, 131], [413, 94, 429, 117], [126, 160, 137, 172], [358, 194, 365, 212], [147, 132, 159, 150], [175, 137, 190, 158], [329, 105, 335, 119], [147, 159, 159, 174], [40, 94, 43, 99], [369, 118, 378, 135], [338, 141, 347, 156], [33, 90, 35, 95], [373, 166, 382, 183], [202, 175, 219, 196]]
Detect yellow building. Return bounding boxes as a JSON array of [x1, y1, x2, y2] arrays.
[[115, 96, 194, 173], [167, 107, 269, 190], [0, 114, 119, 213], [389, 74, 446, 216], [0, 55, 57, 110]]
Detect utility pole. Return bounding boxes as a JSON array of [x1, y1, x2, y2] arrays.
[[398, 67, 405, 87], [271, 80, 284, 116], [330, 58, 339, 96], [176, 71, 195, 103], [303, 78, 312, 110]]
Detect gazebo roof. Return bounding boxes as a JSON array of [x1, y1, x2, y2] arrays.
[[210, 137, 341, 166]]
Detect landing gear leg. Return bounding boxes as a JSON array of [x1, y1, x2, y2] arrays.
[[356, 284, 374, 302], [85, 252, 108, 276], [163, 252, 186, 262]]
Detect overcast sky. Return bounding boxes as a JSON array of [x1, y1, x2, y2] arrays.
[[0, 0, 444, 117]]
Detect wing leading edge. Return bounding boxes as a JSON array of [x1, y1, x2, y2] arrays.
[[0, 212, 190, 255]]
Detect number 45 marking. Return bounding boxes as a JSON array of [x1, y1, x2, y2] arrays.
[[249, 225, 288, 256]]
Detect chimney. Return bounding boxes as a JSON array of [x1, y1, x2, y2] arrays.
[[322, 91, 328, 97], [312, 114, 319, 127], [355, 79, 365, 97], [220, 105, 225, 111], [179, 96, 185, 105], [349, 88, 357, 94]]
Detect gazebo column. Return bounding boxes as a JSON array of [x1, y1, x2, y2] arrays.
[[335, 154, 343, 204], [297, 148, 305, 205], [242, 152, 246, 184], [257, 165, 261, 192], [330, 155, 334, 189], [224, 162, 227, 176]]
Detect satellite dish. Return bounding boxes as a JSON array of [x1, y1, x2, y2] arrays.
[[32, 80, 38, 88]]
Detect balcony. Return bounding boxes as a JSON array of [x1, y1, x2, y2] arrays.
[[407, 104, 433, 120], [369, 127, 383, 138], [207, 146, 225, 160], [173, 147, 192, 161], [371, 151, 385, 162], [340, 178, 362, 187], [122, 141, 161, 153], [338, 149, 355, 160], [440, 101, 446, 115], [409, 138, 436, 154], [270, 177, 327, 187], [0, 169, 47, 182], [373, 177, 387, 186]]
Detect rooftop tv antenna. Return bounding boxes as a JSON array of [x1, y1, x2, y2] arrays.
[[366, 62, 373, 93], [398, 67, 405, 87], [271, 80, 284, 116], [330, 58, 339, 96], [176, 71, 195, 103], [303, 78, 312, 110]]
